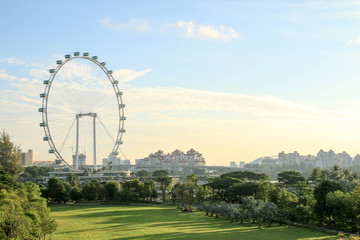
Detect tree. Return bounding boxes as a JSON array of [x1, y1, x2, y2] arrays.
[[156, 176, 172, 203], [206, 177, 242, 202], [0, 131, 23, 178], [308, 167, 322, 183], [171, 183, 185, 208], [66, 173, 80, 187], [105, 181, 120, 201], [118, 178, 143, 202], [229, 181, 260, 200], [263, 202, 277, 226], [70, 186, 82, 202], [152, 170, 169, 177], [143, 180, 157, 202], [242, 196, 256, 226], [221, 171, 268, 181], [0, 182, 57, 239], [314, 180, 346, 222], [47, 178, 68, 203], [253, 199, 265, 229], [330, 165, 342, 181], [277, 170, 305, 186]]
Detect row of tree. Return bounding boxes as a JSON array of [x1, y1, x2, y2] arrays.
[[195, 167, 360, 232]]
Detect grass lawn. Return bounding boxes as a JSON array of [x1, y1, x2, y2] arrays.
[[50, 204, 339, 240]]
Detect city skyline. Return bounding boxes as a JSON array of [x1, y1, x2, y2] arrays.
[[1, 1, 360, 165]]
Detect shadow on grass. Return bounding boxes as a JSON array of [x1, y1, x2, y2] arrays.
[[51, 205, 338, 240]]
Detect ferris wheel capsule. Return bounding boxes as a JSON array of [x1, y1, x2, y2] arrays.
[[74, 52, 80, 56], [83, 52, 89, 57], [65, 54, 71, 59], [56, 60, 62, 65]]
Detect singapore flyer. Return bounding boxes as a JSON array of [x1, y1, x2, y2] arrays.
[[39, 52, 125, 170]]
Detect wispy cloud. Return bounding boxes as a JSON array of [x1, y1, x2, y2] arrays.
[[171, 21, 242, 41], [99, 18, 242, 41], [0, 69, 29, 82], [113, 69, 152, 83], [99, 18, 151, 32], [346, 37, 360, 45]]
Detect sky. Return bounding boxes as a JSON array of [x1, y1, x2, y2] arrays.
[[1, 0, 360, 166]]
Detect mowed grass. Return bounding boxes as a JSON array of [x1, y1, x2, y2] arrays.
[[50, 204, 339, 240]]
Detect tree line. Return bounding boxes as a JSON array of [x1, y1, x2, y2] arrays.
[[194, 167, 360, 233]]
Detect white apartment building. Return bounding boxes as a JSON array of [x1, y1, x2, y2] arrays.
[[135, 148, 206, 169]]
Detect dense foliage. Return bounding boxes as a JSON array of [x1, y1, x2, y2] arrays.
[[199, 168, 360, 234]]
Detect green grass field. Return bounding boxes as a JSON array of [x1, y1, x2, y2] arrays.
[[50, 204, 339, 240]]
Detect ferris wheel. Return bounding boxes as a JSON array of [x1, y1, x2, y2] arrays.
[[39, 52, 126, 170]]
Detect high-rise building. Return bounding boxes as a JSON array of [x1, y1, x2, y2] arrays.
[[21, 149, 33, 166]]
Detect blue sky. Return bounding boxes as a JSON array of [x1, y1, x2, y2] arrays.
[[1, 0, 360, 165]]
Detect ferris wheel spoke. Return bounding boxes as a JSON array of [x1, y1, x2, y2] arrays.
[[58, 118, 76, 154]]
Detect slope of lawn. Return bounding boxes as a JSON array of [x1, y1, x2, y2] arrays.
[[50, 204, 339, 240]]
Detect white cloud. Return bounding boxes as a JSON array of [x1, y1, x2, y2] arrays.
[[112, 69, 152, 83], [30, 69, 49, 79], [99, 18, 242, 41], [174, 21, 242, 41], [99, 18, 151, 32], [346, 37, 360, 45], [0, 70, 17, 81], [0, 58, 42, 67]]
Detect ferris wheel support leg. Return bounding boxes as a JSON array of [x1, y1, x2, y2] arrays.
[[93, 116, 97, 171], [75, 116, 79, 170]]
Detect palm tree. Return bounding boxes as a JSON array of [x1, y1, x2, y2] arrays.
[[263, 202, 278, 227], [242, 196, 255, 226], [253, 199, 265, 229]]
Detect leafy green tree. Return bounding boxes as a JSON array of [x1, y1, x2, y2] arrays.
[[137, 170, 150, 177], [308, 167, 323, 183], [277, 170, 305, 186], [253, 199, 265, 229], [143, 180, 157, 202], [330, 165, 343, 181], [152, 170, 169, 177], [105, 181, 120, 201], [0, 182, 57, 239], [66, 173, 80, 187], [156, 176, 172, 203], [0, 131, 23, 178], [229, 181, 260, 200], [118, 178, 144, 202], [263, 202, 277, 226], [70, 186, 82, 202], [325, 190, 350, 227], [171, 182, 185, 208], [314, 180, 346, 222], [242, 196, 256, 226], [221, 171, 268, 181], [206, 177, 242, 202], [47, 178, 67, 203], [196, 185, 212, 206]]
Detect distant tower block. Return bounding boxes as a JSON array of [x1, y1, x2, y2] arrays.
[[22, 149, 33, 166]]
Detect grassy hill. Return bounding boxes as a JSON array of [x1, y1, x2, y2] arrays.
[[50, 204, 338, 240]]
